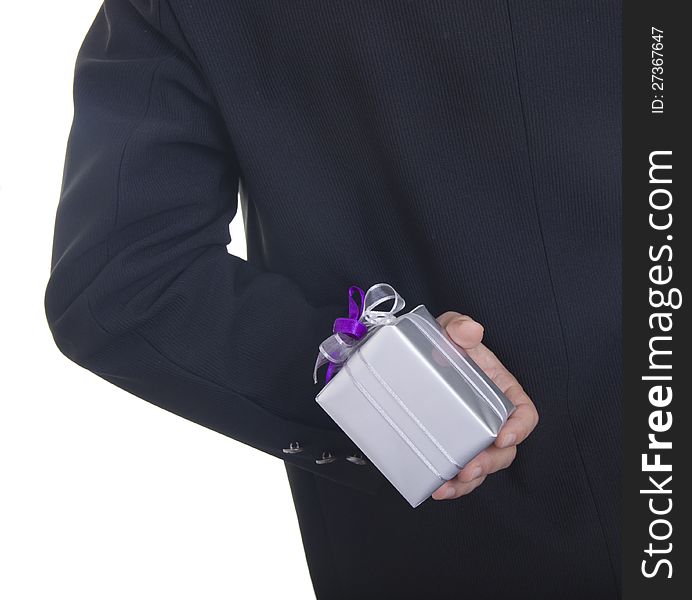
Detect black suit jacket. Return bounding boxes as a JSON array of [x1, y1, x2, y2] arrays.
[[45, 2, 622, 598]]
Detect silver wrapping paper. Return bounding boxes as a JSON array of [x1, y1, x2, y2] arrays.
[[316, 305, 515, 508]]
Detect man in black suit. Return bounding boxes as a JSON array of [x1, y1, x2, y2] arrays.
[[45, 1, 621, 598]]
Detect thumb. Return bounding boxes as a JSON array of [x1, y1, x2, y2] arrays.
[[438, 312, 485, 350]]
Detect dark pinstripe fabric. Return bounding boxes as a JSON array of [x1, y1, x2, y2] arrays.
[[45, 2, 621, 597]]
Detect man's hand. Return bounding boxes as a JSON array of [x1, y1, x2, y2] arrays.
[[431, 312, 539, 501]]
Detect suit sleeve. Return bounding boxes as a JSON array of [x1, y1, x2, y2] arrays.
[[44, 0, 390, 496]]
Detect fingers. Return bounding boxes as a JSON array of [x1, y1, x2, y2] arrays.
[[437, 311, 540, 448], [494, 383, 539, 449], [431, 309, 540, 502], [438, 312, 484, 350], [432, 475, 487, 500], [432, 446, 517, 500], [456, 446, 517, 482], [431, 386, 538, 502]]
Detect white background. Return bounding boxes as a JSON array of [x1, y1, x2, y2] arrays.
[[0, 3, 315, 598]]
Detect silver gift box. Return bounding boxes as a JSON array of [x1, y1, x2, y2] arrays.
[[316, 305, 515, 508]]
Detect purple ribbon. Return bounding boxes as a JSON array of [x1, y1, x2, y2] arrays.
[[326, 286, 367, 382]]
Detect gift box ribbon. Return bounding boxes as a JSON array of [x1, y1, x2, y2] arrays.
[[313, 283, 406, 383]]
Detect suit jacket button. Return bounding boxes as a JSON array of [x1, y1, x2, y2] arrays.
[[315, 451, 337, 465], [346, 453, 367, 465], [282, 442, 303, 455]]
